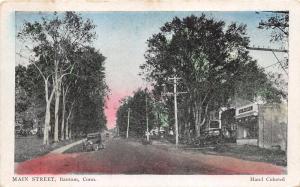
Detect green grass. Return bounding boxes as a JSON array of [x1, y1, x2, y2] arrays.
[[211, 144, 287, 166], [157, 138, 287, 166], [15, 136, 79, 162], [63, 143, 84, 154]]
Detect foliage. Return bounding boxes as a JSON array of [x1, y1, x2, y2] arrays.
[[257, 11, 289, 72], [71, 47, 109, 134], [258, 11, 288, 42], [116, 89, 156, 137], [16, 12, 108, 142], [15, 65, 44, 129], [140, 14, 285, 138]]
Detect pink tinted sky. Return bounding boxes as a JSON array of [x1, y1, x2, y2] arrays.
[[104, 91, 131, 129]]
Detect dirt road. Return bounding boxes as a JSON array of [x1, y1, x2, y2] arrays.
[[15, 138, 285, 174]]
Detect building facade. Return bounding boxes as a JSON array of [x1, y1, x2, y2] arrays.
[[235, 103, 287, 151]]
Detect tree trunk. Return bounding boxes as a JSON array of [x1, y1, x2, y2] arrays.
[[193, 100, 208, 138], [183, 107, 191, 142], [65, 118, 69, 140], [60, 87, 66, 141], [65, 101, 74, 140], [43, 79, 54, 145], [43, 102, 51, 145], [69, 124, 72, 139], [54, 81, 61, 142], [65, 107, 71, 140], [194, 101, 201, 137]]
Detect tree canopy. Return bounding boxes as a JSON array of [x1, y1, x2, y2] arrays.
[[116, 89, 157, 137], [16, 12, 108, 144], [258, 11, 288, 42], [140, 14, 285, 138]]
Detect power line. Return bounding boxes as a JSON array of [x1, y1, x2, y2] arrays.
[[271, 51, 288, 75], [246, 46, 288, 53], [246, 45, 288, 75], [263, 62, 280, 69]]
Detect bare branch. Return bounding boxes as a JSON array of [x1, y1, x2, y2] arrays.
[[17, 52, 47, 81], [201, 92, 210, 105], [59, 71, 73, 81], [62, 60, 74, 72]]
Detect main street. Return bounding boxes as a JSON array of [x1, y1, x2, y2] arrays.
[[16, 138, 285, 175]]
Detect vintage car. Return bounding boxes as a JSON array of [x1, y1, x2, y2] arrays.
[[82, 132, 105, 151], [190, 128, 224, 147], [15, 125, 31, 136]]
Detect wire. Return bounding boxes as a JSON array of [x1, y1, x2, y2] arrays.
[[271, 51, 288, 75], [263, 62, 280, 69]]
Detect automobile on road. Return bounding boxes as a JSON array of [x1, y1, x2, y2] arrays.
[[82, 132, 105, 151]]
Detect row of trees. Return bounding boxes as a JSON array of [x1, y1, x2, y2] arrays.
[[116, 89, 155, 137], [116, 88, 168, 138], [16, 12, 108, 144], [117, 14, 287, 141]]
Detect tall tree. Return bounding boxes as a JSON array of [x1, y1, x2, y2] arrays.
[[17, 12, 97, 143], [140, 15, 285, 139], [68, 47, 109, 137]]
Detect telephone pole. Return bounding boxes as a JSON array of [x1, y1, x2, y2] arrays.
[[173, 76, 179, 147], [164, 69, 187, 148], [126, 108, 131, 138], [146, 95, 149, 141]]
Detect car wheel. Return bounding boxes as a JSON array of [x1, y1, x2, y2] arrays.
[[101, 144, 105, 149], [94, 144, 99, 151]]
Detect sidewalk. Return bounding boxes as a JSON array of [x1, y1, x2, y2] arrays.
[[50, 139, 85, 154]]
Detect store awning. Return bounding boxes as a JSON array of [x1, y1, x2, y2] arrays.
[[235, 111, 258, 119]]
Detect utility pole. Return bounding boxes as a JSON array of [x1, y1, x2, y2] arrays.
[[164, 69, 188, 148], [126, 108, 130, 138], [146, 95, 149, 141], [173, 76, 178, 147]]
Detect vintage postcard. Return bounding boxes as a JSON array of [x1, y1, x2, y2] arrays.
[[1, 0, 300, 187]]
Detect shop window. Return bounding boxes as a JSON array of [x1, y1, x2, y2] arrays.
[[210, 121, 219, 129]]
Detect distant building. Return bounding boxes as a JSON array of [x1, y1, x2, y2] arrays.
[[258, 103, 287, 151], [235, 103, 287, 151], [208, 110, 221, 129], [206, 99, 287, 151]]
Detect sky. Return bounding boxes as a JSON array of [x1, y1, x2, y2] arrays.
[[15, 11, 288, 129]]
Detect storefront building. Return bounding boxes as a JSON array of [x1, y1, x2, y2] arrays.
[[235, 103, 259, 145], [235, 103, 287, 151]]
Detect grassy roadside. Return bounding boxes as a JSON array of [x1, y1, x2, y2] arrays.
[[15, 136, 80, 162], [212, 144, 287, 166], [185, 144, 287, 167], [149, 138, 287, 166]]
